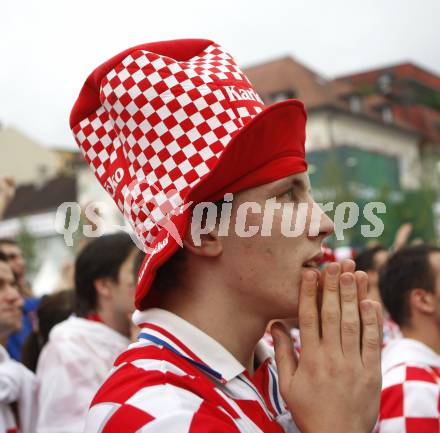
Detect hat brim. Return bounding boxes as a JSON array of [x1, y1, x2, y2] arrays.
[[135, 99, 308, 309]]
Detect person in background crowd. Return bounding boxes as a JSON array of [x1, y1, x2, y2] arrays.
[[0, 239, 41, 361], [355, 245, 402, 345], [35, 233, 138, 433], [21, 290, 74, 373], [376, 245, 440, 433], [0, 251, 38, 433]]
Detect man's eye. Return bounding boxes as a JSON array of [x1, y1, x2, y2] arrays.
[[282, 189, 296, 201]]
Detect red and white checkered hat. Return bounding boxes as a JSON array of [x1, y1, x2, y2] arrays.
[[70, 39, 307, 309]]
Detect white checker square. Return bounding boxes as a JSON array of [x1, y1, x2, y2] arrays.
[[98, 149, 109, 163], [174, 177, 188, 191], [403, 380, 438, 417], [131, 69, 145, 84], [382, 365, 406, 389], [147, 71, 161, 85], [151, 57, 167, 71], [195, 162, 210, 178], [176, 93, 192, 107], [189, 112, 204, 126], [163, 158, 176, 172], [179, 160, 192, 175], [378, 417, 406, 433], [203, 131, 217, 146], [163, 75, 179, 88], [182, 144, 197, 158], [137, 153, 147, 166], [125, 384, 202, 418], [156, 105, 172, 120]]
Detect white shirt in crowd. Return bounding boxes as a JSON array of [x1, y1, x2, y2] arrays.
[[35, 316, 130, 433], [0, 345, 38, 433]]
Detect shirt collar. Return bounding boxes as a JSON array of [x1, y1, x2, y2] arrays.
[[133, 308, 272, 383]]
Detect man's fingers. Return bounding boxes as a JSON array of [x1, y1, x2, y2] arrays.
[[355, 270, 368, 302], [341, 259, 355, 274], [372, 301, 384, 346], [360, 300, 382, 369], [321, 262, 341, 348], [298, 270, 320, 350], [340, 272, 361, 359], [271, 322, 298, 389]]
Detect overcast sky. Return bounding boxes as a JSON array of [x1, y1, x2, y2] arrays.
[[1, 0, 439, 150]]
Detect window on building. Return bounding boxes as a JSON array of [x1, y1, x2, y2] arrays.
[[270, 89, 296, 103], [378, 73, 392, 94], [382, 106, 394, 123], [349, 95, 362, 113]]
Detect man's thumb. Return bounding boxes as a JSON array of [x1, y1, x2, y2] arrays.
[[271, 321, 298, 383]]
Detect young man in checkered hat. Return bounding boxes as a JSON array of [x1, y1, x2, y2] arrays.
[[70, 39, 383, 433], [377, 245, 440, 433]]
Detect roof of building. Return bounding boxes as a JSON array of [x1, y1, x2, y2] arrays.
[[3, 175, 77, 219]]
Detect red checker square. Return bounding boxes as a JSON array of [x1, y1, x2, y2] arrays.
[[188, 153, 203, 167], [143, 145, 156, 160], [153, 81, 169, 94], [150, 96, 166, 111], [133, 94, 148, 109], [200, 106, 215, 119], [379, 384, 404, 420], [109, 75, 121, 88], [172, 150, 186, 165], [168, 166, 183, 180], [164, 98, 180, 112], [137, 78, 150, 92], [95, 126, 107, 138], [182, 103, 198, 117], [145, 129, 158, 143], [146, 112, 161, 127], [180, 118, 195, 132], [160, 131, 174, 145], [196, 122, 210, 136], [405, 417, 439, 433], [202, 93, 217, 105], [82, 124, 94, 136], [93, 141, 104, 153], [217, 111, 233, 124], [210, 140, 224, 154], [154, 165, 167, 179], [106, 91, 118, 106], [132, 110, 145, 125], [184, 169, 198, 184], [101, 404, 154, 433], [174, 70, 188, 82], [88, 111, 98, 122], [163, 116, 178, 129], [213, 125, 228, 139], [119, 93, 132, 107], [132, 127, 144, 141], [114, 63, 125, 73], [121, 125, 131, 138], [406, 366, 437, 384], [122, 76, 136, 91], [176, 134, 191, 147], [120, 109, 131, 123], [131, 50, 143, 60], [157, 147, 171, 162]]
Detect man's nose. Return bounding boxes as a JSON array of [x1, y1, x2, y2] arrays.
[[307, 202, 335, 239]]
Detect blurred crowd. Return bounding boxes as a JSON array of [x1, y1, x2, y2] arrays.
[[0, 175, 439, 433]]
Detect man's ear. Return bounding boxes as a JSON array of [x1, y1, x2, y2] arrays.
[[409, 288, 436, 315], [183, 225, 223, 258], [94, 277, 113, 300]]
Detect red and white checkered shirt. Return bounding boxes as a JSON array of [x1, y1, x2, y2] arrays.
[[376, 338, 440, 433], [83, 308, 300, 433]]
